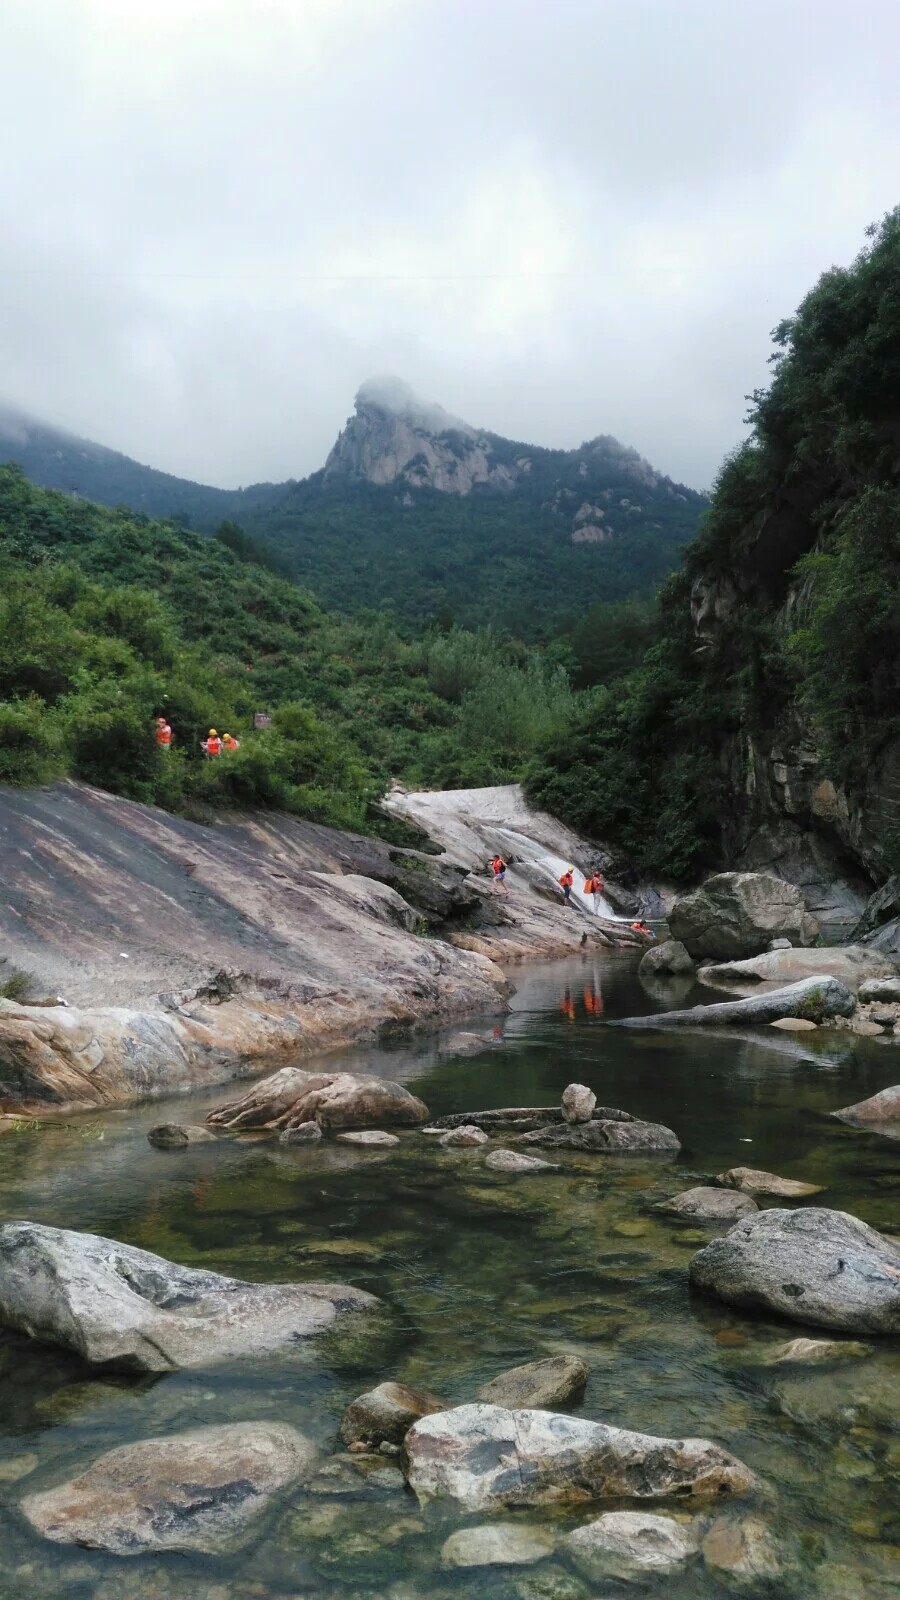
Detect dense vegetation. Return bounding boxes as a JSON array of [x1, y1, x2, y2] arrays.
[[242, 445, 704, 639], [0, 466, 584, 824], [528, 210, 900, 880]]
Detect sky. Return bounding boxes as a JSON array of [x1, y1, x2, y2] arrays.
[[1, 0, 898, 492]]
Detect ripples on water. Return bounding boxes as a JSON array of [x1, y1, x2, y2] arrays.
[[0, 952, 898, 1599]]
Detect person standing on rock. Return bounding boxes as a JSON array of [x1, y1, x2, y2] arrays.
[[559, 867, 575, 907], [489, 854, 509, 895], [585, 870, 605, 914]]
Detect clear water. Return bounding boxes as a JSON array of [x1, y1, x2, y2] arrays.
[[0, 951, 898, 1600]]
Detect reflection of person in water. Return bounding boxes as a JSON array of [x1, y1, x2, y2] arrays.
[[560, 987, 576, 1022], [583, 983, 604, 1017]]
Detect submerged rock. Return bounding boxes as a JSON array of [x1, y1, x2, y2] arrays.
[[669, 871, 819, 960], [658, 1187, 757, 1221], [521, 1118, 680, 1154], [561, 1083, 596, 1124], [207, 1065, 429, 1133], [618, 975, 856, 1030], [440, 1124, 488, 1148], [477, 1355, 589, 1410], [340, 1381, 445, 1449], [21, 1422, 314, 1554], [147, 1123, 218, 1149], [718, 1166, 823, 1198], [701, 1513, 783, 1583], [404, 1403, 758, 1510], [833, 1083, 900, 1126], [766, 1336, 871, 1365], [336, 1130, 400, 1146], [484, 1149, 557, 1174], [0, 1221, 381, 1371], [564, 1510, 701, 1581], [690, 1208, 900, 1334], [280, 1120, 322, 1144], [442, 1522, 555, 1567]]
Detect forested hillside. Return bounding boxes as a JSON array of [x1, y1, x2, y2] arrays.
[[528, 210, 900, 889], [0, 466, 585, 823], [2, 389, 706, 641]]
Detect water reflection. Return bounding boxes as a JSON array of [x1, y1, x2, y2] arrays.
[[0, 950, 898, 1599]]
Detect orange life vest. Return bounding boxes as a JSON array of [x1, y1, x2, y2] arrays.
[[155, 722, 172, 747], [222, 735, 239, 751], [206, 736, 222, 756], [559, 871, 573, 888]]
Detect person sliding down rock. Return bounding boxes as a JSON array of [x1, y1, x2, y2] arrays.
[[558, 867, 574, 907], [489, 854, 509, 895]]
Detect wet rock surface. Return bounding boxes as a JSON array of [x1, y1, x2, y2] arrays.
[[404, 1403, 758, 1510], [147, 1122, 218, 1149], [336, 1129, 401, 1146], [564, 1510, 701, 1581], [483, 1148, 557, 1173], [21, 1421, 314, 1554], [658, 1186, 758, 1221], [339, 1381, 445, 1449], [441, 1522, 555, 1567], [520, 1117, 681, 1154], [639, 938, 695, 977], [717, 1165, 823, 1198], [619, 974, 856, 1029], [207, 1065, 430, 1133], [476, 1355, 589, 1409], [700, 1512, 784, 1582], [690, 1207, 900, 1334], [833, 1083, 900, 1125], [767, 1336, 871, 1364], [0, 1221, 381, 1370], [698, 944, 896, 991], [669, 871, 819, 960], [439, 1124, 488, 1148]]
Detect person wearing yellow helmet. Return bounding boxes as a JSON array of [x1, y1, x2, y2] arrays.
[[202, 729, 222, 757], [222, 733, 240, 752]]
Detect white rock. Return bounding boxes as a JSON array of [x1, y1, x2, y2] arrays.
[[336, 1130, 400, 1146], [565, 1510, 701, 1581], [439, 1125, 488, 1148], [441, 1522, 554, 1567]]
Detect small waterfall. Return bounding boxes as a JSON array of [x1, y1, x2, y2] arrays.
[[489, 825, 624, 919]]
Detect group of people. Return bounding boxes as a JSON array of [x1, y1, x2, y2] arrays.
[[153, 718, 240, 757], [491, 853, 656, 940], [557, 866, 605, 913]]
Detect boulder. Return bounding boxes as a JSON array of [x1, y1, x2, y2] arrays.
[[767, 1337, 871, 1364], [768, 938, 792, 950], [561, 1083, 596, 1123], [718, 1166, 823, 1198], [852, 874, 900, 943], [336, 1130, 400, 1146], [483, 1149, 557, 1174], [339, 1381, 445, 1449], [858, 977, 900, 1003], [440, 1124, 488, 1148], [207, 1065, 429, 1133], [280, 1120, 322, 1144], [564, 1511, 701, 1582], [520, 1118, 680, 1155], [701, 1513, 783, 1583], [689, 1208, 900, 1334], [0, 1221, 381, 1371], [770, 1017, 818, 1030], [441, 1522, 555, 1567], [618, 975, 855, 1030], [669, 872, 819, 961], [639, 939, 695, 977], [21, 1422, 314, 1554], [834, 1084, 900, 1127], [657, 1187, 758, 1222], [404, 1404, 758, 1511], [699, 945, 895, 991], [147, 1123, 217, 1149], [477, 1355, 588, 1410]]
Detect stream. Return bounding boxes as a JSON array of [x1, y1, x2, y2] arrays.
[[0, 950, 898, 1599]]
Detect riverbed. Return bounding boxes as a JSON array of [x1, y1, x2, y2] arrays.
[[1, 951, 898, 1599]]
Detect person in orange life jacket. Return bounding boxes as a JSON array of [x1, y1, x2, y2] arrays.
[[558, 867, 575, 906], [631, 919, 656, 941], [584, 870, 605, 915], [222, 733, 240, 752], [489, 854, 509, 895], [154, 717, 172, 750], [202, 729, 222, 757]]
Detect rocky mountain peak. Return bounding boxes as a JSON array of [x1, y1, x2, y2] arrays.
[[324, 376, 515, 494]]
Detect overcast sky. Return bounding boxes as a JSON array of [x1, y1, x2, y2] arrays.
[[1, 0, 898, 491]]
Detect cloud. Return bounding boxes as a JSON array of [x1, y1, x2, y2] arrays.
[[1, 0, 898, 490]]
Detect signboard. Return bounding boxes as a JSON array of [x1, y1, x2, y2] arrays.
[[253, 712, 272, 730]]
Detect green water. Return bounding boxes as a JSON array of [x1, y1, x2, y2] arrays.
[[0, 951, 898, 1599]]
